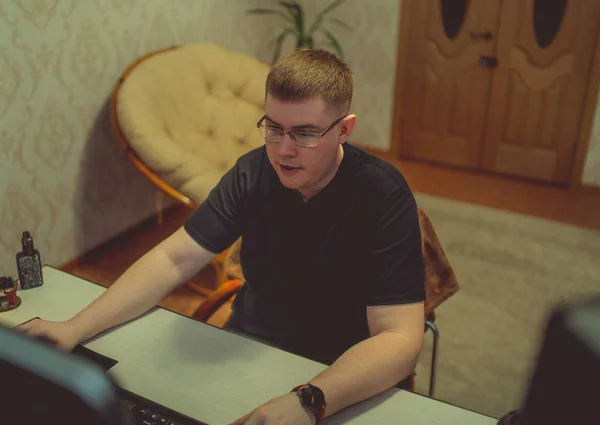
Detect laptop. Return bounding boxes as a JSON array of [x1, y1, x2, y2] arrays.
[[0, 324, 208, 425]]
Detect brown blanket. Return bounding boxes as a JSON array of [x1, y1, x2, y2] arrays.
[[418, 208, 460, 318]]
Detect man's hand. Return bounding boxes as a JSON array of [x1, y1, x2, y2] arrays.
[[16, 318, 83, 352], [229, 393, 315, 425]]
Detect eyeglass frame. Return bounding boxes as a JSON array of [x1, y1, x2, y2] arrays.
[[256, 114, 347, 148]]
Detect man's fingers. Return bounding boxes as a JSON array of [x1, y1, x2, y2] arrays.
[[21, 327, 42, 337], [15, 317, 40, 332], [15, 322, 35, 333], [15, 323, 30, 332], [228, 412, 251, 425], [15, 319, 44, 337]]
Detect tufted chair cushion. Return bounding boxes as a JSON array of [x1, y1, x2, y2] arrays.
[[115, 43, 269, 204]]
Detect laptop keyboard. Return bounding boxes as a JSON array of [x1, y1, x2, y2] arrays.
[[120, 388, 209, 425]]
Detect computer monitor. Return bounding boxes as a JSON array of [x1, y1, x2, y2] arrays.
[[522, 295, 600, 425], [0, 324, 126, 425]]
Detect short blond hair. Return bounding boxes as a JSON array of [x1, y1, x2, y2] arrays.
[[266, 49, 354, 113]]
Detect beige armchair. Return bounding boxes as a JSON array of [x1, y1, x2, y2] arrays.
[[110, 43, 269, 292], [111, 42, 269, 206]]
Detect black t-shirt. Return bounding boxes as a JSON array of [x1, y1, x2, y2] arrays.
[[184, 142, 425, 365]]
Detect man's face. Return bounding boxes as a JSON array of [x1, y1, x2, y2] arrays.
[[263, 95, 355, 199]]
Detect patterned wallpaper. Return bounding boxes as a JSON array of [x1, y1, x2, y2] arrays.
[[0, 0, 278, 278], [0, 0, 598, 279]]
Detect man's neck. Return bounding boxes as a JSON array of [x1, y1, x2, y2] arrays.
[[299, 144, 344, 202]]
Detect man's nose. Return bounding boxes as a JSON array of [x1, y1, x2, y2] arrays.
[[277, 133, 297, 156]]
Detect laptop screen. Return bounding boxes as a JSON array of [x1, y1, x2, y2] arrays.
[[0, 325, 126, 425]]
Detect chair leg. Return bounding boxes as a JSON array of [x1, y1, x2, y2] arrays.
[[155, 191, 164, 225], [425, 319, 439, 398]]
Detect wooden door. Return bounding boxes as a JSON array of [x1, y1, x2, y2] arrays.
[[481, 0, 600, 183], [399, 0, 501, 168]]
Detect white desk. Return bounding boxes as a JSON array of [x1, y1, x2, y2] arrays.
[[0, 266, 497, 425]]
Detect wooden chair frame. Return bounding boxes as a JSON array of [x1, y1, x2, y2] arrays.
[[110, 45, 196, 209]]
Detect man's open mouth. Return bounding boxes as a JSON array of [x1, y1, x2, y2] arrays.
[[280, 164, 301, 172]]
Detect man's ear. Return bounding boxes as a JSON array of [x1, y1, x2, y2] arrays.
[[340, 114, 357, 142]]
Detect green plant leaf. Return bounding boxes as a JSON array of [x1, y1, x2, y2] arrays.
[[273, 28, 295, 64], [296, 34, 313, 49], [277, 1, 304, 36], [309, 0, 347, 35], [329, 16, 352, 31], [322, 29, 344, 60], [296, 3, 305, 37], [277, 0, 301, 12], [245, 8, 294, 23]]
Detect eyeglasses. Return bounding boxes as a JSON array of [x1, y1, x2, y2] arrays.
[[256, 115, 347, 148]]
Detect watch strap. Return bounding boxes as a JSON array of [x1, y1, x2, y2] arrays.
[[291, 384, 326, 424]]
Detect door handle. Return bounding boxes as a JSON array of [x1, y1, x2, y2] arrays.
[[470, 31, 493, 41], [479, 56, 498, 68]]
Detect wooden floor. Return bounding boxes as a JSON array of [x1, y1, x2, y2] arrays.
[[378, 152, 600, 232], [60, 155, 600, 320]]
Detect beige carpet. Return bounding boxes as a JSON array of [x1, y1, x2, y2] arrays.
[[412, 193, 600, 419]]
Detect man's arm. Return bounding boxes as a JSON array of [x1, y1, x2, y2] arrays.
[[65, 151, 259, 343], [309, 301, 424, 417], [307, 189, 426, 417], [69, 226, 215, 342], [17, 226, 216, 350], [228, 302, 424, 425], [19, 151, 258, 350]]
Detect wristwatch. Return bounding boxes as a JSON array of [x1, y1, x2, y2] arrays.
[[291, 384, 327, 424]]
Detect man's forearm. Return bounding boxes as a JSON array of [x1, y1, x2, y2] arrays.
[[68, 229, 212, 342], [309, 332, 422, 417], [69, 249, 184, 341]]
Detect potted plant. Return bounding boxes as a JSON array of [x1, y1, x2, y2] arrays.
[[246, 0, 351, 63]]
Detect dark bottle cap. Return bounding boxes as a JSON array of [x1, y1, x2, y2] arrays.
[[0, 277, 14, 291], [22, 231, 34, 254]]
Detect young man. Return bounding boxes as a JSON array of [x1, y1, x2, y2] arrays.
[[18, 50, 425, 425]]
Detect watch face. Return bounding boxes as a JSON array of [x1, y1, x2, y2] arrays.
[[299, 385, 326, 410]]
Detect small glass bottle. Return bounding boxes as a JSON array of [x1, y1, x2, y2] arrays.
[[16, 231, 43, 289]]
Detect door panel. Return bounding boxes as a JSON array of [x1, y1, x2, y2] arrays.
[[481, 0, 600, 183], [400, 0, 501, 168]]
